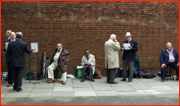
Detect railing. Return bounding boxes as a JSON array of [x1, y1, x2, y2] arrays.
[[1, 52, 32, 83]]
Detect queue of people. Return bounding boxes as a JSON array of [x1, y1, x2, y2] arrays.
[[3, 30, 179, 92]]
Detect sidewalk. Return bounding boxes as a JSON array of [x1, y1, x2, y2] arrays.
[[1, 76, 179, 98]]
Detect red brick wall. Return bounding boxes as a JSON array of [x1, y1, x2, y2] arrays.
[[1, 1, 179, 76]]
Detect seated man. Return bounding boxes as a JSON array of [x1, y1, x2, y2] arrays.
[[48, 43, 70, 85], [160, 42, 179, 82], [81, 50, 95, 82]]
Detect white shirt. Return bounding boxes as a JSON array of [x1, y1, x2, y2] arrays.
[[167, 49, 175, 62], [53, 49, 62, 65], [11, 39, 16, 41]]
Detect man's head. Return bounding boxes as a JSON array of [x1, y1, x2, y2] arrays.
[[6, 30, 12, 37], [16, 32, 23, 39], [110, 34, 116, 41], [85, 50, 90, 56], [10, 32, 16, 40], [166, 42, 172, 51], [57, 43, 62, 51], [125, 32, 132, 41]]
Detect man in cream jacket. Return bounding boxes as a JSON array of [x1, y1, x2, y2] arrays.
[[105, 34, 120, 84], [81, 50, 95, 82]]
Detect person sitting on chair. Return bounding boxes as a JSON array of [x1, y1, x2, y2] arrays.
[[48, 43, 70, 85], [160, 42, 179, 82], [81, 50, 95, 82]]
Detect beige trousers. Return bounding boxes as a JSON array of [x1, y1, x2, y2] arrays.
[[48, 62, 67, 81]]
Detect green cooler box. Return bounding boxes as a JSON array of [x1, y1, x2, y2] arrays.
[[76, 66, 83, 78]]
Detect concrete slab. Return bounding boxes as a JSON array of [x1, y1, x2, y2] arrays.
[[95, 91, 119, 96], [31, 89, 53, 93], [137, 90, 162, 95], [28, 93, 52, 97], [151, 86, 174, 90], [52, 91, 75, 97], [74, 88, 96, 96], [118, 91, 141, 96], [4, 93, 29, 98], [53, 87, 73, 91], [112, 86, 134, 91]]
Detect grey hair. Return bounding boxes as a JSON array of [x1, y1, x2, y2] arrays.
[[6, 30, 12, 34], [110, 34, 116, 39], [11, 32, 16, 36], [166, 42, 172, 46], [16, 32, 23, 39]]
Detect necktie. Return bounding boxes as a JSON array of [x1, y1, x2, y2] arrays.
[[128, 41, 129, 43], [86, 56, 89, 60]]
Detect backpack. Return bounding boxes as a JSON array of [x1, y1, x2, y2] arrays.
[[93, 69, 102, 79], [26, 73, 43, 80], [140, 69, 156, 78]]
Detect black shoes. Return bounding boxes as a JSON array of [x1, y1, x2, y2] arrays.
[[81, 77, 85, 82], [128, 79, 133, 82], [109, 82, 117, 84], [121, 79, 126, 81], [91, 77, 95, 82], [121, 78, 132, 82]]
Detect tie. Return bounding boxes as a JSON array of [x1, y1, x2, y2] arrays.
[[86, 56, 89, 60], [128, 41, 129, 43]]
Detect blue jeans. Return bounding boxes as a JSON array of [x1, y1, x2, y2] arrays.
[[82, 66, 93, 77]]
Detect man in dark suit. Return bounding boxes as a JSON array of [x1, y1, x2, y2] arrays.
[[7, 32, 36, 92], [160, 42, 179, 82], [121, 32, 138, 82], [4, 31, 16, 87]]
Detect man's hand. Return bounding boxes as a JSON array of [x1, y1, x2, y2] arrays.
[[32, 47, 36, 51], [121, 48, 124, 51], [129, 46, 132, 49], [177, 63, 179, 66], [113, 39, 117, 42], [161, 64, 166, 68], [5, 46, 8, 50]]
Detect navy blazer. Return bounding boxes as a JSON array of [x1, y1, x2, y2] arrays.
[[160, 48, 179, 66], [122, 39, 138, 61], [4, 39, 11, 63], [7, 39, 33, 67]]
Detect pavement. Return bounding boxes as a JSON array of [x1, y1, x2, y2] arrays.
[[1, 76, 179, 105]]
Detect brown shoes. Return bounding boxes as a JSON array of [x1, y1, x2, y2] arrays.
[[48, 79, 55, 83], [7, 84, 12, 87], [62, 81, 66, 85]]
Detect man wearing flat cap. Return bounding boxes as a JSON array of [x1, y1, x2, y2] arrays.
[[121, 32, 138, 82]]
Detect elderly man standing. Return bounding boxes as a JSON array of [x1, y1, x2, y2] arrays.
[[6, 30, 12, 40], [48, 43, 70, 85], [81, 50, 95, 82], [105, 34, 120, 84], [7, 32, 36, 92], [4, 32, 16, 87], [160, 42, 179, 82], [121, 32, 138, 82]]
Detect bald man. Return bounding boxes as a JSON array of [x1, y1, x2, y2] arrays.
[[48, 43, 70, 85], [160, 42, 179, 82], [4, 32, 16, 87]]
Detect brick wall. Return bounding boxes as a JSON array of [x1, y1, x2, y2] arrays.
[[1, 1, 179, 76]]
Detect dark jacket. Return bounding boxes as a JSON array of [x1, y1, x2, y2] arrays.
[[4, 39, 11, 63], [160, 48, 179, 66], [50, 48, 70, 73], [7, 39, 33, 67], [122, 39, 138, 61]]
